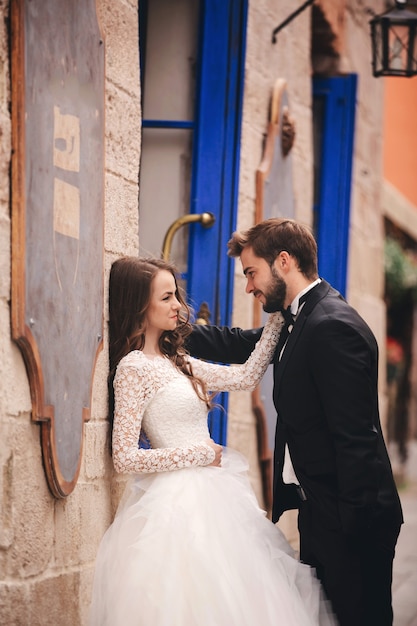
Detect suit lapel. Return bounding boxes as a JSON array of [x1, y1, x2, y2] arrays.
[[276, 314, 305, 379], [275, 280, 332, 394]]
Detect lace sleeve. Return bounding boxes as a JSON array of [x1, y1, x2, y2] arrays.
[[189, 312, 284, 391], [112, 364, 215, 474]]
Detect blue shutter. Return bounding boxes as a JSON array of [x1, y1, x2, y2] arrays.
[[313, 75, 357, 296]]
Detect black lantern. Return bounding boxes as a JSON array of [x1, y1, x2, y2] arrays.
[[370, 0, 417, 77]]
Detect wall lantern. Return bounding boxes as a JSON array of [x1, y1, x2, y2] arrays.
[[271, 0, 417, 78], [370, 0, 417, 77]]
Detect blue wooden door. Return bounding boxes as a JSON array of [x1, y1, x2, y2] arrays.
[[313, 75, 357, 296], [188, 1, 247, 442], [139, 0, 248, 443]]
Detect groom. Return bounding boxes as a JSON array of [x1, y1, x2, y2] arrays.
[[187, 218, 403, 626]]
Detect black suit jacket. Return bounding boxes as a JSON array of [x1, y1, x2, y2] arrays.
[[187, 280, 403, 533]]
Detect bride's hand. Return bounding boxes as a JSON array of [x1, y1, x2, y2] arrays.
[[206, 439, 222, 466]]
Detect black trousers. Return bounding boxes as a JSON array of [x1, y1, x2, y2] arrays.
[[298, 501, 401, 626]]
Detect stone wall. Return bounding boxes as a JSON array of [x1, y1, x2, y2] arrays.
[[0, 1, 141, 624]]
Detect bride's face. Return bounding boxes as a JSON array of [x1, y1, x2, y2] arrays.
[[146, 270, 181, 334]]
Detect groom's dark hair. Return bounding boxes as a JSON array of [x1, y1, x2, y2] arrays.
[[227, 218, 318, 280]]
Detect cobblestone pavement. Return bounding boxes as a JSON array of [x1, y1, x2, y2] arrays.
[[392, 440, 417, 626]]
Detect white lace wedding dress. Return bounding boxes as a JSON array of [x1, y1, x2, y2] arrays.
[[89, 313, 336, 625]]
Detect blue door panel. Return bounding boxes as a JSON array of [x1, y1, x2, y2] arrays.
[[188, 0, 247, 326], [188, 0, 248, 443], [313, 75, 357, 297]]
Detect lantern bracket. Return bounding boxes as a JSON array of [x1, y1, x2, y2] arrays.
[[271, 0, 315, 44]]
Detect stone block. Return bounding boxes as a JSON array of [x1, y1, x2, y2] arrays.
[[29, 572, 81, 626], [97, 0, 140, 96], [0, 582, 30, 626], [82, 420, 112, 481], [54, 482, 112, 568], [105, 80, 141, 182], [0, 307, 32, 416], [0, 441, 13, 550], [104, 172, 140, 255], [79, 567, 95, 626], [91, 354, 109, 419], [4, 420, 54, 578]]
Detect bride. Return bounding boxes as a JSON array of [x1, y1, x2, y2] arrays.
[[89, 256, 336, 626]]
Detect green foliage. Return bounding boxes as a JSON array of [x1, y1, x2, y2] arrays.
[[384, 237, 417, 304]]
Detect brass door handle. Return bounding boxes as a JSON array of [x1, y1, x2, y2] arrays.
[[161, 212, 215, 260]]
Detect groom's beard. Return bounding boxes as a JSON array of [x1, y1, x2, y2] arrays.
[[262, 267, 287, 313]]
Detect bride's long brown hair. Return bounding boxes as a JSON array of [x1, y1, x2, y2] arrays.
[[108, 256, 212, 441]]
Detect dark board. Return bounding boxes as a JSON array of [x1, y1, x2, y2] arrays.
[[11, 0, 105, 496]]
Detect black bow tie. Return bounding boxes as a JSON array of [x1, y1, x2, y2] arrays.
[[281, 293, 309, 326], [281, 306, 294, 326]]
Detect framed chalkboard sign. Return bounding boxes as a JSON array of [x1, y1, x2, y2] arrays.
[[11, 0, 105, 497]]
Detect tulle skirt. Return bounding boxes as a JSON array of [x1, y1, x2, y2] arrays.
[[89, 449, 336, 626]]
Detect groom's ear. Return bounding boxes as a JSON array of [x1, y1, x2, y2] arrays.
[[273, 251, 291, 274]]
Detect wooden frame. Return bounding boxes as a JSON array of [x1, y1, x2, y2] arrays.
[[11, 0, 105, 497], [253, 79, 296, 513]]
